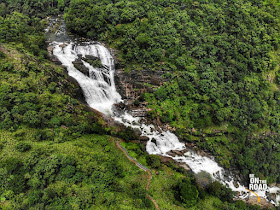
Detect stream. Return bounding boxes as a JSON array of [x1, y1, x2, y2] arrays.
[[47, 17, 280, 206]]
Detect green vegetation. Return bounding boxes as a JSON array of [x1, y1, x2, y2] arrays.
[[65, 0, 280, 183], [0, 44, 154, 208], [0, 0, 279, 209], [0, 131, 153, 209], [120, 142, 262, 209]]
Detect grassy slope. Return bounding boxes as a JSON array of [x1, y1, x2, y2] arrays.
[[0, 130, 150, 209], [120, 142, 239, 210]]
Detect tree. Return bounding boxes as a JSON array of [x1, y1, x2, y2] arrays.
[[16, 142, 31, 152], [176, 178, 199, 207], [146, 155, 161, 169]]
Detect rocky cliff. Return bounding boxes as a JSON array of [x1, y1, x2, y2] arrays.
[[114, 67, 168, 117]]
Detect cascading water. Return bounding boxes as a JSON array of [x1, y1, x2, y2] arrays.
[[52, 42, 122, 114], [48, 18, 279, 206]]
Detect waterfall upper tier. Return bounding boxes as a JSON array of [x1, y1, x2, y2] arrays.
[[52, 42, 122, 114]]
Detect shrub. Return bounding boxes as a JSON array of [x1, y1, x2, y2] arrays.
[[15, 142, 31, 152], [146, 155, 161, 169], [207, 181, 234, 202], [176, 178, 199, 207]]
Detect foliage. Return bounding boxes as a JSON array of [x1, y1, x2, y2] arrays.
[[15, 142, 31, 152], [207, 181, 235, 202], [0, 0, 278, 208], [64, 0, 280, 183], [176, 178, 199, 207], [146, 154, 161, 169]]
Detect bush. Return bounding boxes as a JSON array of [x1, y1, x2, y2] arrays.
[[134, 99, 140, 106], [146, 155, 161, 169], [176, 178, 199, 207], [23, 110, 41, 127], [15, 142, 31, 152], [0, 51, 6, 58], [119, 126, 139, 142], [207, 181, 234, 202]]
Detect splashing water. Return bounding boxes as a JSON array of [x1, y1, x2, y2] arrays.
[[49, 19, 280, 206], [52, 42, 121, 114]]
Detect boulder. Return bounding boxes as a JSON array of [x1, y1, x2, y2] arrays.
[[233, 180, 239, 188], [178, 163, 191, 171], [59, 43, 67, 48], [160, 156, 173, 163], [139, 136, 149, 141], [72, 59, 89, 76], [151, 138, 157, 146], [85, 55, 99, 61], [169, 150, 184, 156], [132, 128, 142, 136]]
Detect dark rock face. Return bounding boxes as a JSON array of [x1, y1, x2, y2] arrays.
[[139, 136, 149, 141], [67, 75, 87, 105], [73, 59, 89, 76], [85, 55, 99, 61], [115, 69, 167, 101], [47, 44, 87, 104], [114, 68, 168, 118], [47, 45, 62, 65]]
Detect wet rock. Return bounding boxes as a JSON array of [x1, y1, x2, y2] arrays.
[[233, 180, 239, 188], [268, 193, 277, 201], [132, 128, 142, 136], [85, 55, 99, 61], [72, 59, 89, 76], [139, 136, 149, 141], [167, 152, 176, 157], [59, 43, 67, 48], [47, 45, 54, 54], [50, 57, 62, 65], [181, 148, 189, 154], [178, 163, 191, 171], [72, 60, 83, 65], [115, 69, 168, 101], [47, 46, 62, 65], [151, 138, 157, 146], [170, 150, 184, 156], [185, 142, 196, 147], [130, 109, 147, 117], [114, 102, 126, 110], [67, 76, 86, 104], [160, 156, 173, 163]]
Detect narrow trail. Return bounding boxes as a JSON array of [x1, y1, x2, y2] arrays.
[[116, 141, 160, 210]]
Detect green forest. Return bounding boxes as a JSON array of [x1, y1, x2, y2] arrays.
[[64, 0, 280, 184], [0, 0, 279, 209]]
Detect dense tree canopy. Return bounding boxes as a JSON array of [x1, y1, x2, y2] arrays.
[[0, 0, 279, 208], [64, 0, 280, 183]]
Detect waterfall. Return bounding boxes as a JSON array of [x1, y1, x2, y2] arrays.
[[52, 42, 122, 114], [49, 18, 279, 206]]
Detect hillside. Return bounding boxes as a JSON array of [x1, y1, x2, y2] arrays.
[[64, 0, 280, 184], [0, 0, 279, 209]]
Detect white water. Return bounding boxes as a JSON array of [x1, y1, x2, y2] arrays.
[[49, 22, 279, 206], [52, 42, 121, 114]]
